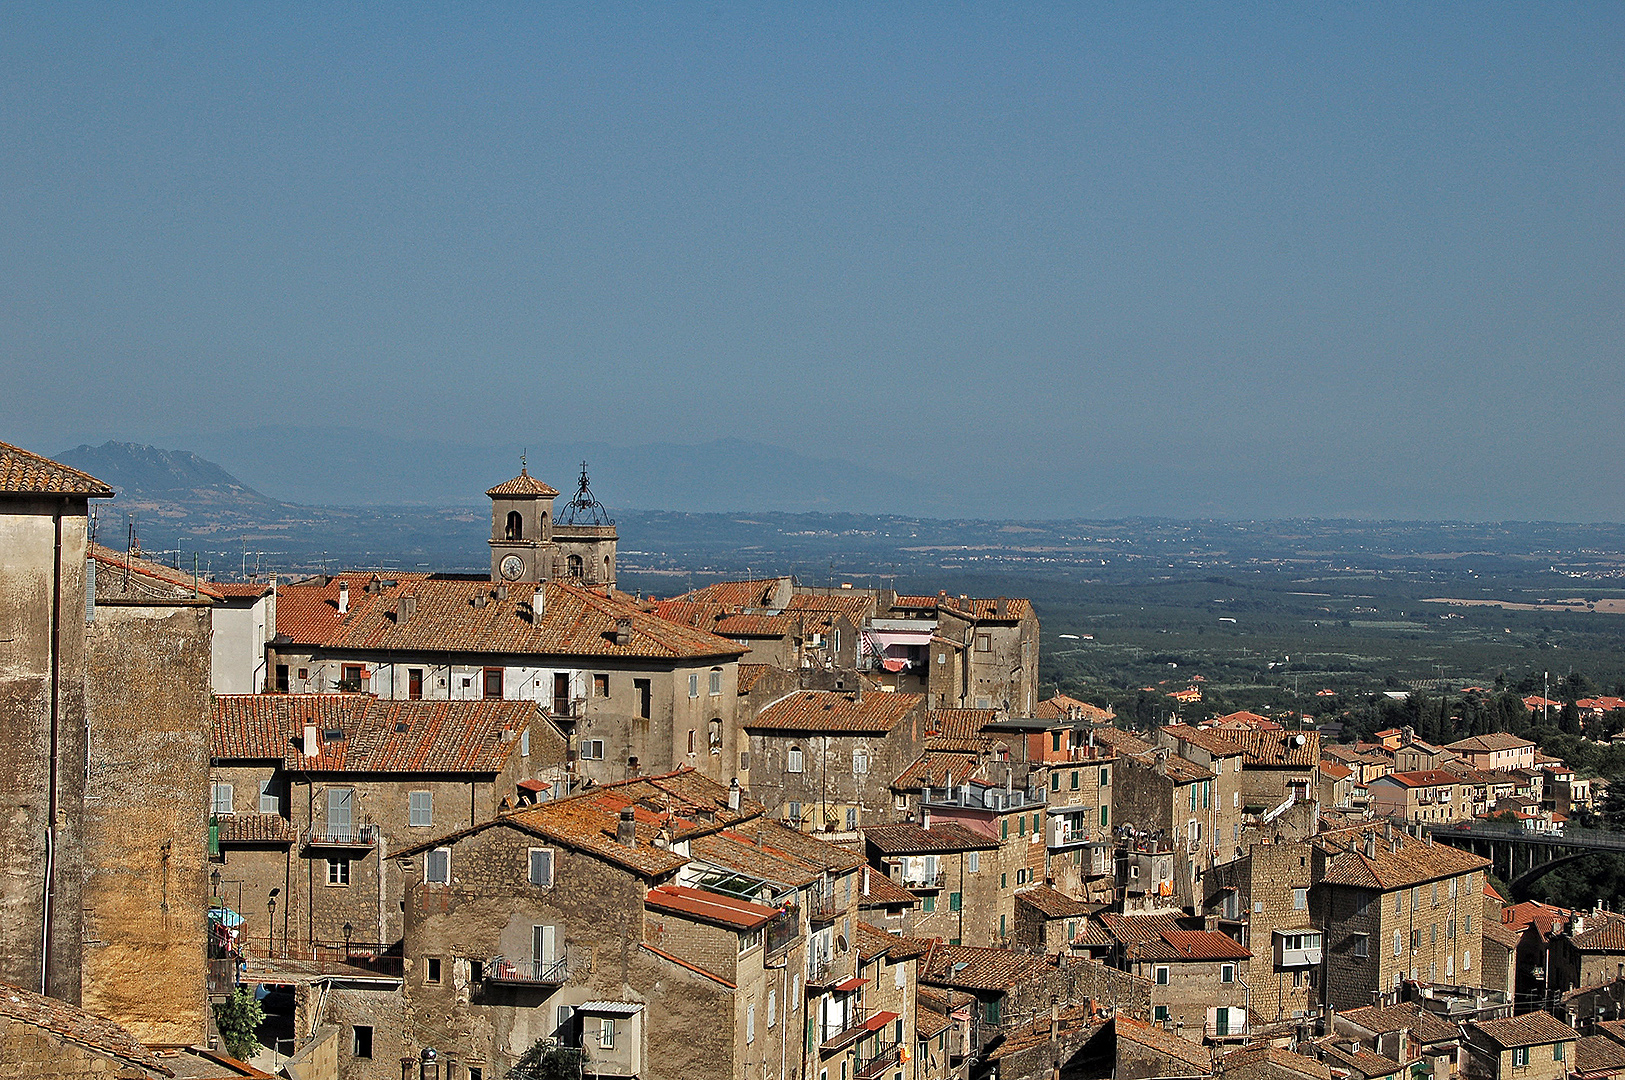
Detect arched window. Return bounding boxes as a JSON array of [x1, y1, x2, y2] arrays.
[[787, 746, 804, 773], [567, 554, 584, 578], [708, 719, 722, 753], [505, 511, 523, 540]]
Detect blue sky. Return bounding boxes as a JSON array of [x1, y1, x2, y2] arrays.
[[2, 4, 1621, 519]]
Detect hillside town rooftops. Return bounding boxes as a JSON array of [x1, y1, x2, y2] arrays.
[[894, 752, 982, 791], [1446, 732, 1536, 753], [750, 690, 924, 734], [1221, 1044, 1331, 1080], [919, 943, 1051, 991], [1467, 1012, 1580, 1049], [645, 884, 779, 931], [1336, 1001, 1458, 1044], [0, 441, 115, 497], [1315, 827, 1489, 891], [1116, 1016, 1212, 1072], [858, 868, 918, 908], [88, 543, 226, 603], [1163, 724, 1247, 757], [862, 821, 1000, 855], [1225, 728, 1320, 768]]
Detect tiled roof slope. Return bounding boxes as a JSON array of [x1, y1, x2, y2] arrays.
[[0, 979, 171, 1075], [892, 594, 1032, 621], [930, 709, 999, 740], [1578, 1035, 1625, 1074], [1572, 911, 1625, 952], [738, 664, 771, 694], [750, 691, 924, 733], [1015, 884, 1092, 919], [920, 944, 1051, 990], [1227, 728, 1320, 767], [1317, 828, 1489, 891], [217, 813, 299, 844], [1378, 770, 1462, 788], [0, 442, 114, 496], [863, 821, 999, 855], [1221, 1045, 1330, 1080], [213, 695, 546, 773], [858, 868, 918, 907], [1446, 732, 1536, 753], [276, 574, 745, 660], [1468, 1012, 1579, 1048], [89, 542, 225, 602], [485, 469, 559, 497], [1033, 694, 1115, 723], [1336, 1001, 1458, 1043], [1162, 724, 1247, 757], [668, 577, 792, 608], [1115, 1016, 1211, 1072], [645, 884, 777, 930], [894, 752, 981, 791]]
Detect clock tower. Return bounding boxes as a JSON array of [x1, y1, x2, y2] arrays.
[[487, 464, 562, 583]]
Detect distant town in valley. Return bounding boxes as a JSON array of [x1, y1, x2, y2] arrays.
[[7, 436, 1625, 1080]]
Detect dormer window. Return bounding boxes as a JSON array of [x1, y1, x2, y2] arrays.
[[506, 510, 524, 541]]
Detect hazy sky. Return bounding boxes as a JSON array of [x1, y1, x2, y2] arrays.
[[3, 4, 1621, 520]]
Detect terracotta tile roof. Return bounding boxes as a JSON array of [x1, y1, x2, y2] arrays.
[[1160, 755, 1217, 783], [736, 819, 865, 874], [216, 813, 298, 844], [918, 984, 976, 1013], [920, 944, 1051, 991], [1480, 920, 1524, 949], [1319, 761, 1353, 780], [669, 577, 791, 608], [1313, 1039, 1405, 1078], [855, 921, 932, 963], [714, 613, 793, 636], [749, 691, 924, 734], [1115, 1016, 1211, 1072], [914, 1001, 954, 1040], [276, 574, 745, 660], [922, 594, 1032, 621], [0, 979, 171, 1075], [1446, 732, 1536, 753], [894, 752, 982, 792], [1503, 900, 1573, 938], [1221, 1045, 1331, 1080], [89, 543, 225, 602], [1211, 711, 1280, 729], [1578, 1035, 1625, 1074], [1467, 1012, 1579, 1049], [1376, 769, 1463, 788], [646, 884, 778, 930], [1092, 727, 1157, 757], [689, 830, 827, 891], [1015, 884, 1092, 920], [213, 695, 545, 773], [210, 582, 276, 598], [1572, 911, 1625, 953], [650, 599, 727, 627], [1597, 1020, 1625, 1046], [1336, 1001, 1458, 1043], [1158, 929, 1252, 961], [1316, 828, 1489, 891], [863, 821, 999, 855], [930, 709, 999, 740], [1033, 694, 1115, 722], [1225, 729, 1320, 768], [0, 442, 114, 496], [1163, 725, 1247, 757], [484, 469, 559, 497], [990, 1005, 1105, 1061], [738, 664, 771, 694], [858, 868, 918, 908]]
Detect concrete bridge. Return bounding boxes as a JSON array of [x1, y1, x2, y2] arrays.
[[1424, 821, 1625, 895]]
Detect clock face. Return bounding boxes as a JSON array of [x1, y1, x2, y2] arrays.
[[500, 554, 525, 581]]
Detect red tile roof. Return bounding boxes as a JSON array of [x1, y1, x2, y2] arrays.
[[920, 944, 1051, 991], [1033, 694, 1115, 722], [929, 709, 999, 740], [210, 582, 276, 598], [0, 979, 171, 1075], [1572, 911, 1625, 953], [1316, 827, 1489, 891], [1015, 884, 1092, 920], [485, 469, 559, 497], [894, 752, 982, 792], [863, 821, 999, 855], [1162, 724, 1247, 757], [858, 868, 918, 908], [89, 542, 225, 602], [1377, 769, 1463, 788], [1225, 728, 1319, 768], [738, 663, 771, 694], [1446, 732, 1536, 753], [668, 577, 792, 608], [1115, 1016, 1212, 1072], [213, 694, 547, 773], [750, 691, 924, 734], [276, 574, 745, 660], [0, 442, 114, 496], [645, 884, 779, 931], [1467, 1012, 1579, 1049]]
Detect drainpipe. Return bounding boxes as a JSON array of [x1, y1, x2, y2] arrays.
[[42, 500, 64, 995]]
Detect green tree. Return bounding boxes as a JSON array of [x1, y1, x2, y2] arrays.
[[213, 987, 264, 1062], [508, 1041, 584, 1080]]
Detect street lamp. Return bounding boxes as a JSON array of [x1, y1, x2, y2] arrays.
[[210, 868, 221, 899], [267, 889, 280, 959], [343, 922, 353, 958]]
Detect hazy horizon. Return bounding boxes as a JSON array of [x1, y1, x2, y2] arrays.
[[5, 5, 1622, 521]]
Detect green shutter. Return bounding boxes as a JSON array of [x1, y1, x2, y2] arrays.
[[208, 815, 220, 857]]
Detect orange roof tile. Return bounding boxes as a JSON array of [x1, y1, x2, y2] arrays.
[[485, 469, 559, 497], [738, 663, 771, 695], [750, 691, 924, 734], [645, 884, 778, 930], [0, 979, 170, 1075], [668, 577, 792, 608], [1033, 694, 1115, 722], [0, 442, 113, 496]]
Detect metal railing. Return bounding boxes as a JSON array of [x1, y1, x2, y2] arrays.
[[303, 822, 379, 848], [821, 1005, 872, 1050], [856, 1040, 901, 1079], [484, 954, 569, 986], [901, 871, 946, 891], [807, 892, 839, 923]]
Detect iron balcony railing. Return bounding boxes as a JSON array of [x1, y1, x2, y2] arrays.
[[807, 892, 839, 923], [856, 1040, 901, 1079], [821, 1006, 872, 1050], [901, 871, 946, 891], [303, 822, 379, 849], [484, 953, 569, 986]]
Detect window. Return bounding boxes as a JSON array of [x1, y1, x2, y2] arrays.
[[328, 858, 350, 886], [1396, 892, 1404, 914], [408, 667, 423, 699], [1100, 805, 1109, 828], [1353, 934, 1369, 958], [483, 667, 504, 700], [426, 848, 451, 884], [853, 748, 869, 775], [1293, 888, 1308, 911], [352, 1025, 373, 1058], [505, 510, 524, 540], [529, 848, 553, 887], [1100, 767, 1109, 786], [1463, 950, 1470, 970], [949, 892, 962, 912], [1155, 966, 1169, 985], [967, 852, 979, 873], [520, 728, 530, 756], [1071, 771, 1079, 790], [689, 674, 700, 698], [1555, 1043, 1565, 1063], [1394, 932, 1403, 957], [984, 999, 1000, 1024], [1221, 964, 1234, 983], [1153, 1006, 1170, 1023], [688, 729, 696, 755], [342, 664, 364, 687], [709, 670, 722, 695], [258, 779, 278, 814], [579, 739, 604, 760], [975, 634, 992, 653], [922, 895, 935, 913], [634, 679, 652, 719], [709, 719, 722, 752], [769, 988, 777, 1027], [1001, 819, 1008, 840], [591, 1016, 613, 1049], [426, 957, 441, 984], [895, 962, 905, 989], [1411, 930, 1421, 950], [593, 673, 609, 697], [788, 746, 804, 773], [275, 664, 290, 692], [1431, 924, 1438, 945], [211, 783, 233, 816], [1465, 914, 1473, 933], [787, 801, 802, 825], [1051, 772, 1061, 792], [845, 807, 857, 831], [1018, 816, 1025, 837], [1000, 914, 1006, 938], [409, 791, 433, 827], [1512, 1048, 1528, 1068], [1450, 877, 1458, 899], [1000, 873, 1007, 889]]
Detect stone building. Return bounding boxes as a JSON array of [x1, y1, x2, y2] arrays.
[[1461, 1013, 1579, 1080], [1368, 770, 1473, 826], [1095, 911, 1252, 1039], [0, 441, 112, 1002], [745, 690, 929, 833], [486, 463, 618, 589], [81, 543, 217, 1046], [1094, 728, 1218, 910], [210, 693, 565, 956], [1012, 885, 1093, 955], [1313, 824, 1492, 1011], [890, 594, 1039, 715], [1158, 725, 1248, 864], [862, 821, 1001, 946], [1226, 729, 1320, 818], [1444, 734, 1537, 775], [1202, 839, 1321, 1033], [268, 572, 747, 788], [0, 979, 177, 1078], [209, 581, 275, 695], [917, 779, 1051, 947]]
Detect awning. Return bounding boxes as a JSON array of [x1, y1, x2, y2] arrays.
[[578, 1001, 645, 1015], [863, 1011, 900, 1031], [209, 906, 245, 928], [832, 977, 869, 992]]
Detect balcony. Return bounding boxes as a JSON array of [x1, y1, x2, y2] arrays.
[[856, 1040, 901, 1079], [821, 1006, 873, 1051], [901, 871, 946, 892], [807, 892, 839, 924], [206, 958, 238, 1000], [767, 908, 801, 956], [484, 954, 569, 987], [1273, 931, 1323, 969], [302, 822, 379, 850]]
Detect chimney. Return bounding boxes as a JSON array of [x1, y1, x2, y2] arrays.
[[1364, 832, 1378, 859], [337, 580, 349, 616], [996, 596, 1008, 617], [615, 618, 632, 646], [617, 806, 636, 846], [473, 592, 488, 608], [728, 778, 741, 812], [922, 807, 932, 831], [304, 724, 319, 754], [495, 584, 508, 601], [397, 595, 417, 622]]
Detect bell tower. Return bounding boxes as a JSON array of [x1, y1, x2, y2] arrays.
[[487, 460, 561, 583]]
